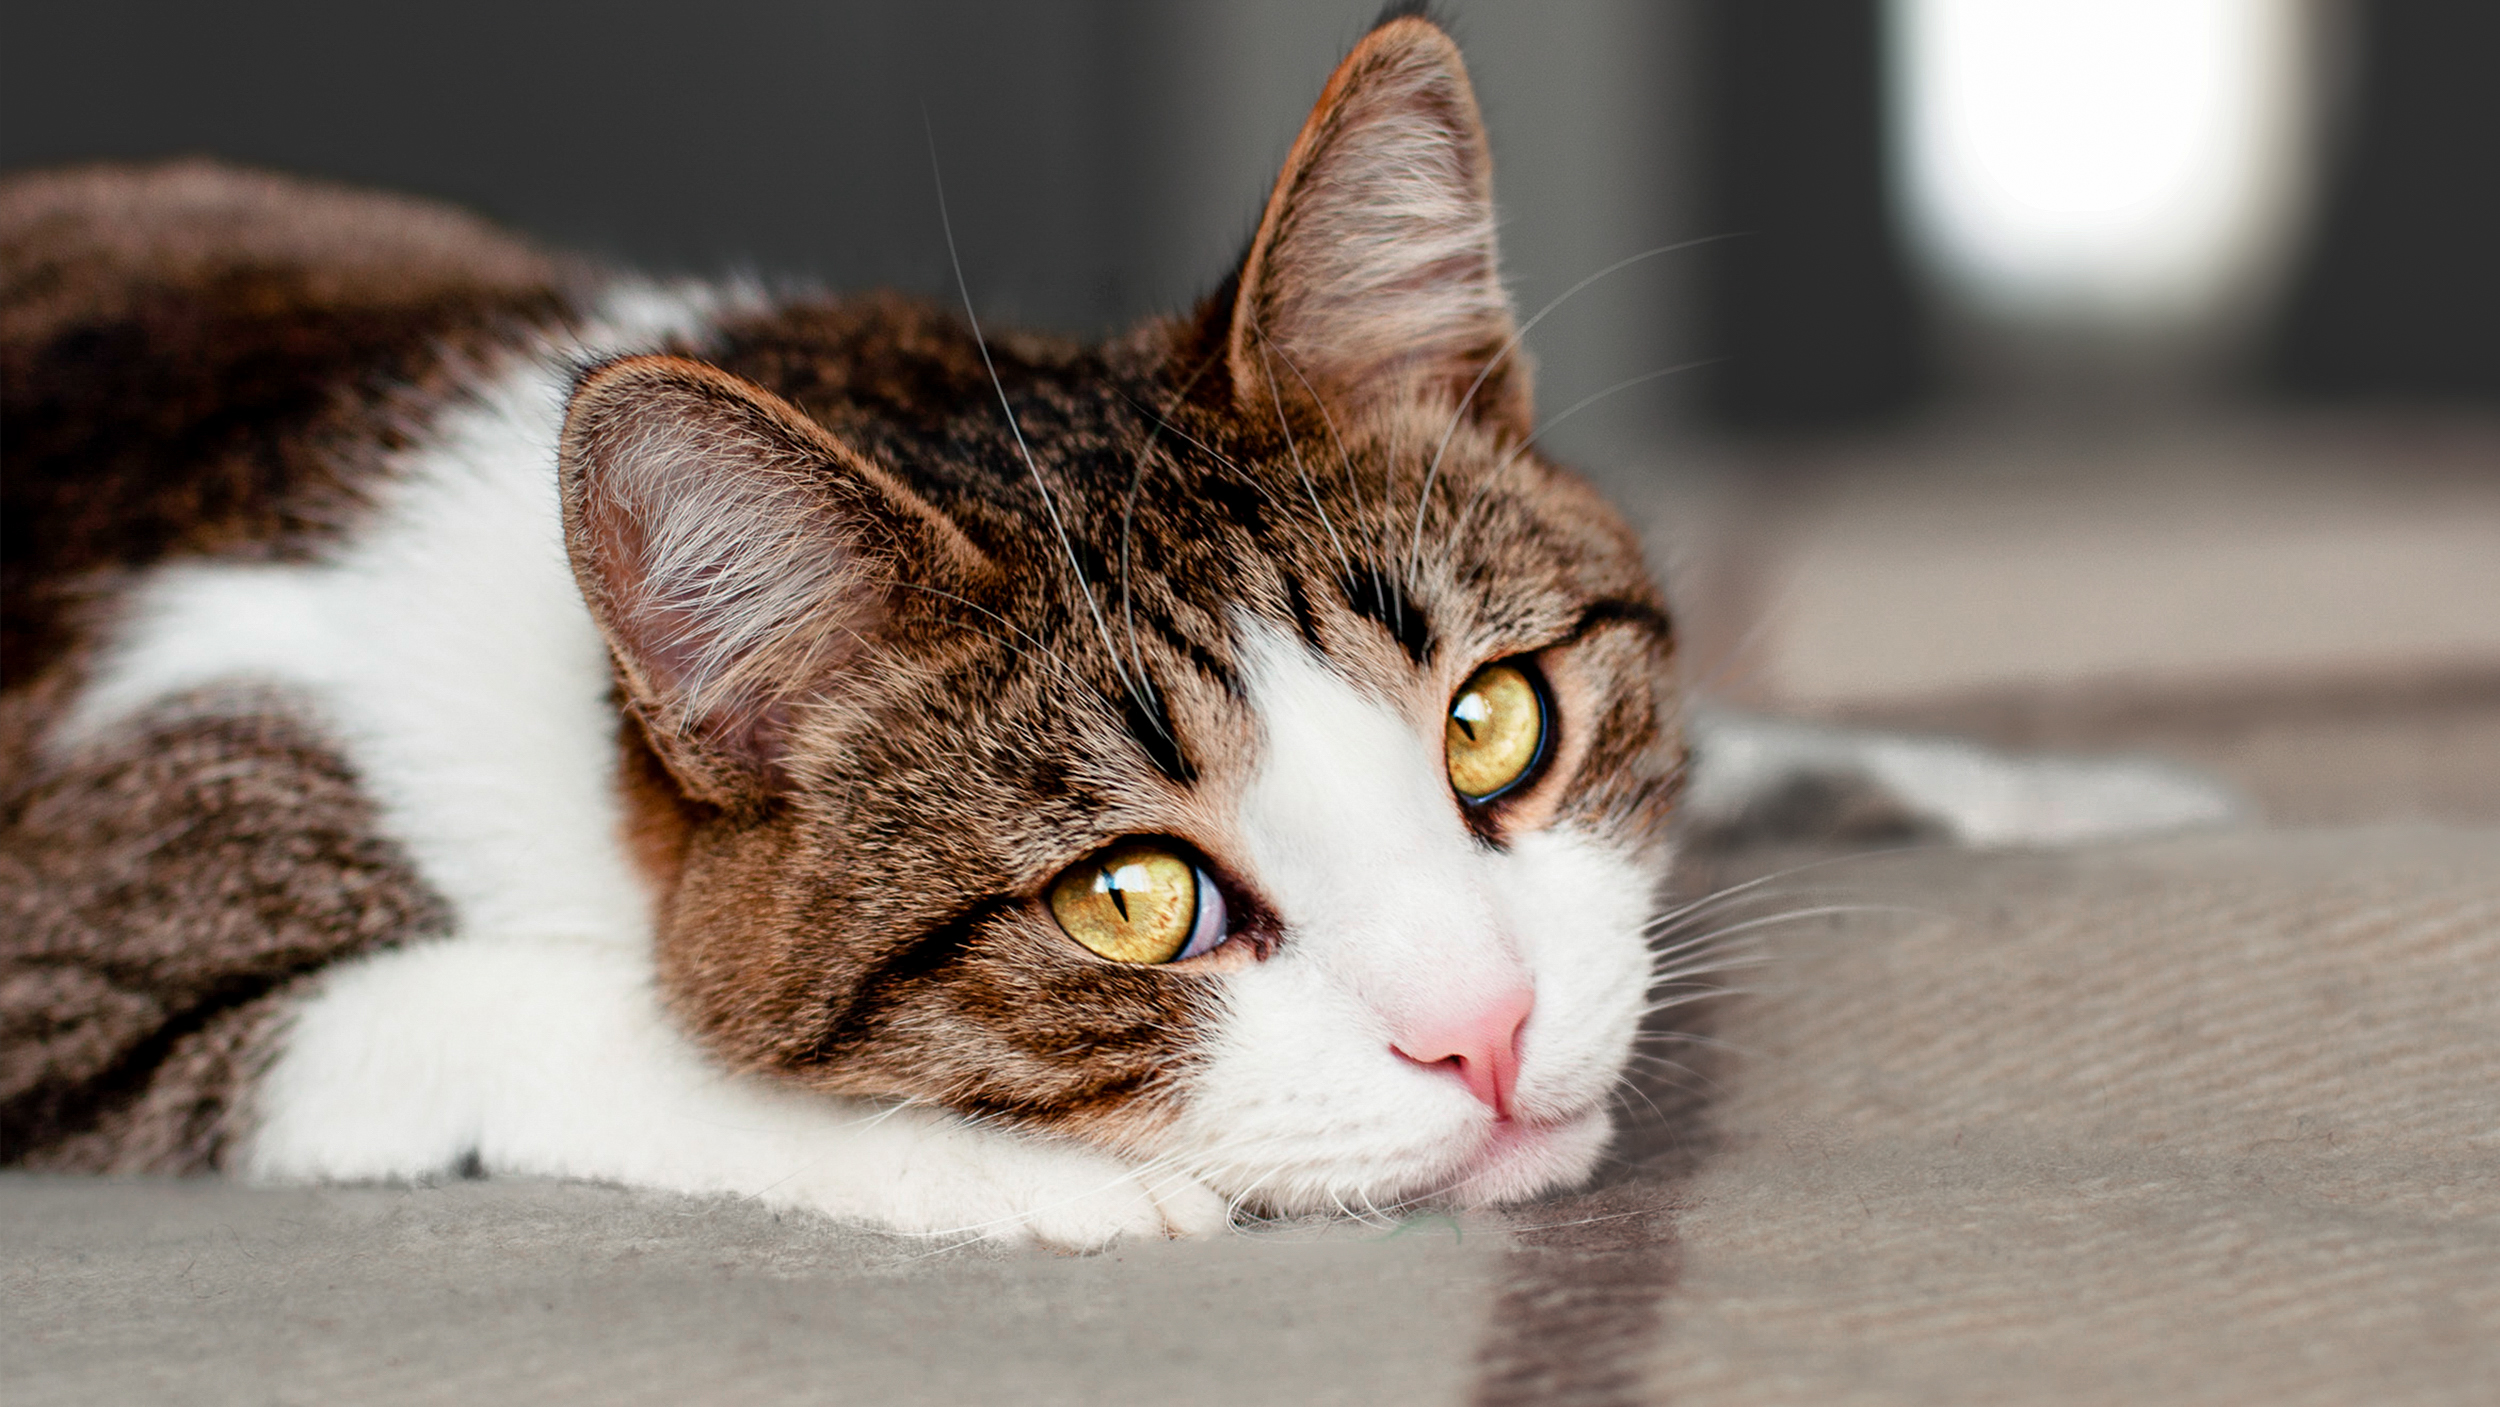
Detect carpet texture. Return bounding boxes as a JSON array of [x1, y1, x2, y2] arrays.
[[1651, 826, 2500, 1405]]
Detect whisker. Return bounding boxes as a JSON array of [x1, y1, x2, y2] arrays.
[[925, 122, 1146, 719], [872, 578, 1094, 694], [1644, 984, 1769, 1013], [1255, 332, 1366, 517], [1222, 1166, 1288, 1227], [1653, 903, 1929, 951], [1645, 842, 1944, 936], [1111, 388, 1295, 523], [1253, 328, 1398, 587], [1109, 358, 1228, 718], [1631, 1028, 1749, 1056], [1116, 438, 1151, 712], [1405, 234, 1737, 577], [1250, 332, 1355, 582], [1446, 358, 1721, 558], [1646, 915, 1790, 957], [1648, 956, 1779, 990], [1611, 1068, 1672, 1126], [1617, 1051, 1713, 1092]]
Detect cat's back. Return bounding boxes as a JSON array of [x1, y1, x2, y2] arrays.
[[0, 169, 642, 1168], [0, 161, 583, 685]]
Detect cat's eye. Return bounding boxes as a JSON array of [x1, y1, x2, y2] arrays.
[[1446, 662, 1546, 802], [1047, 841, 1230, 965]]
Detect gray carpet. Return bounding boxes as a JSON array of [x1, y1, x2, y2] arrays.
[[5, 1175, 1538, 1406]]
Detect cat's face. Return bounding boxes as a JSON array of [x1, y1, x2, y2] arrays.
[[563, 17, 1681, 1216]]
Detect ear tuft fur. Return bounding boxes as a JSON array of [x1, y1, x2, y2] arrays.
[[1371, 0, 1440, 28], [1227, 15, 1527, 435]]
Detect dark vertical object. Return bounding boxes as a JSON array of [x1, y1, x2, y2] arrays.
[[1693, 0, 1933, 433], [2268, 1, 2500, 405]]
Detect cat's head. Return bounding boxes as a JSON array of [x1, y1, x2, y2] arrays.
[[560, 15, 1682, 1218]]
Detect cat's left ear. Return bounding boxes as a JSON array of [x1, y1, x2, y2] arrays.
[[1225, 15, 1529, 436], [560, 355, 985, 808]]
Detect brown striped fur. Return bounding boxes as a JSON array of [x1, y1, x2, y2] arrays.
[[1, 161, 585, 685], [1, 700, 452, 1168], [2, 165, 569, 1168]]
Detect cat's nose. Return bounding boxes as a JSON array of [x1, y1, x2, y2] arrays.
[[1390, 988, 1533, 1119]]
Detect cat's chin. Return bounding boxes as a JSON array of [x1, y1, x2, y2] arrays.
[[1442, 1105, 1614, 1207]]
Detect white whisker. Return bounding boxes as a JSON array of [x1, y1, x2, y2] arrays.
[[1250, 332, 1355, 582], [1405, 235, 1736, 577], [926, 123, 1146, 720], [1447, 358, 1720, 557]]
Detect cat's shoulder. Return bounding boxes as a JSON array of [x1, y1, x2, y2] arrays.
[[0, 162, 594, 683]]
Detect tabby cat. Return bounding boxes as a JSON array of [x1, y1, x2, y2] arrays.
[[0, 13, 2228, 1246]]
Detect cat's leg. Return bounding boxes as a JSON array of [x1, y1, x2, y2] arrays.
[[1682, 704, 2247, 848], [0, 701, 453, 1171], [237, 933, 1230, 1249]]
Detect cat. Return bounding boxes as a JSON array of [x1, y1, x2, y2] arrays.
[[0, 12, 2233, 1248]]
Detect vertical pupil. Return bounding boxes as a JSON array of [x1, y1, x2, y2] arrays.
[[1101, 864, 1141, 920], [1453, 691, 1488, 741]]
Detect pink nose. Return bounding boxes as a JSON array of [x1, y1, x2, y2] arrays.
[[1391, 989, 1533, 1119]]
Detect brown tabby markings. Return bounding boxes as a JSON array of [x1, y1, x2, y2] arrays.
[[2, 165, 561, 1170], [0, 161, 582, 684], [0, 700, 452, 1169], [600, 296, 1677, 1146]]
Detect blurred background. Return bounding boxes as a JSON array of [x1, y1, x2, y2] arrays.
[[8, 0, 2499, 822]]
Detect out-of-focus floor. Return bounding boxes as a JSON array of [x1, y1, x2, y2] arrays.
[[1610, 411, 2500, 825]]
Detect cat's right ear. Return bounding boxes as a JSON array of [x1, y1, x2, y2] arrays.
[[1220, 14, 1529, 437], [560, 355, 984, 809]]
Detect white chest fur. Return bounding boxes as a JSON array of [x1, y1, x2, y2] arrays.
[[60, 286, 726, 949]]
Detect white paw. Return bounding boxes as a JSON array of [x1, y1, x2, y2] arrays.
[[243, 938, 1231, 1250], [991, 1146, 1233, 1251], [760, 1109, 1232, 1251]]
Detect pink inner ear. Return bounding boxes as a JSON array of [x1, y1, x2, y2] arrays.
[[563, 359, 897, 787]]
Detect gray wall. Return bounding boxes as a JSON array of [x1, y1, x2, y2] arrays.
[[2, 0, 1703, 461]]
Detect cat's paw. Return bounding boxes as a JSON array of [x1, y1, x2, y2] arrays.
[[764, 1111, 1231, 1250], [995, 1151, 1233, 1251]]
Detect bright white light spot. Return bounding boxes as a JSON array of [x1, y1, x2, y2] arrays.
[[1890, 0, 2309, 324]]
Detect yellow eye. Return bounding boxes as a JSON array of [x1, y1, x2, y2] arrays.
[[1446, 662, 1545, 801], [1047, 841, 1222, 965]]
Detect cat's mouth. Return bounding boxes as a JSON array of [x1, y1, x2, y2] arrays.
[[1444, 1104, 1613, 1206]]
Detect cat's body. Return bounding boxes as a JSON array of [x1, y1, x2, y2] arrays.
[[1, 17, 2232, 1246]]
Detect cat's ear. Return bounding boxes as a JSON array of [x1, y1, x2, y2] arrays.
[[1225, 15, 1529, 435], [560, 355, 983, 808]]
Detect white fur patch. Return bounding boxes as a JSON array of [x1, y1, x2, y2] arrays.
[[1170, 623, 1657, 1213], [60, 285, 735, 945], [248, 934, 1224, 1248]]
